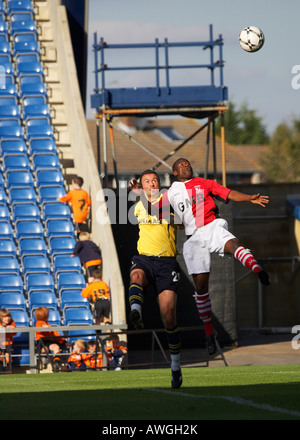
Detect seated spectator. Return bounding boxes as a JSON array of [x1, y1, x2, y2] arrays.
[[72, 232, 102, 283], [0, 309, 16, 370], [34, 306, 67, 372], [106, 333, 127, 370], [81, 269, 111, 325], [85, 340, 103, 370], [67, 339, 89, 371]]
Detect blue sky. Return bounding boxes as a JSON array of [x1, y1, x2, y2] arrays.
[[86, 0, 300, 135]]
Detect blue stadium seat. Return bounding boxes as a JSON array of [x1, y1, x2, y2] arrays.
[[26, 123, 54, 141], [0, 124, 23, 139], [0, 239, 17, 257], [53, 255, 81, 276], [26, 273, 55, 295], [0, 187, 6, 204], [15, 219, 44, 240], [0, 222, 14, 239], [23, 103, 50, 122], [42, 202, 71, 222], [49, 236, 76, 258], [12, 203, 40, 222], [0, 21, 8, 41], [29, 290, 57, 312], [7, 0, 34, 14], [13, 32, 37, 43], [0, 205, 10, 221], [32, 154, 60, 172], [15, 53, 40, 66], [0, 40, 11, 60], [0, 139, 27, 155], [22, 255, 51, 276], [2, 154, 30, 173], [20, 82, 47, 100], [36, 169, 64, 188], [0, 256, 19, 275], [19, 237, 48, 260], [57, 272, 86, 296], [0, 292, 26, 310], [13, 39, 40, 57], [10, 20, 37, 39], [60, 290, 89, 311], [0, 104, 20, 121], [6, 170, 34, 189], [64, 307, 93, 326], [0, 82, 18, 97], [10, 309, 29, 326], [0, 96, 17, 107], [22, 96, 47, 109], [46, 219, 74, 239], [28, 138, 57, 155], [16, 61, 43, 83], [0, 274, 23, 293], [39, 186, 66, 204], [9, 187, 37, 206]]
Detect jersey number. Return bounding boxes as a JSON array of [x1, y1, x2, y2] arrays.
[[172, 271, 180, 282]]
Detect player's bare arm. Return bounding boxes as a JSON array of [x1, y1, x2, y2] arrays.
[[228, 190, 269, 207]]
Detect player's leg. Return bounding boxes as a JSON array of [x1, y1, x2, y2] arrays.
[[224, 238, 270, 286], [129, 268, 147, 330], [158, 289, 182, 389], [192, 272, 217, 355]]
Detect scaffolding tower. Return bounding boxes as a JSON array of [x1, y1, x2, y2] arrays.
[[91, 24, 228, 187]]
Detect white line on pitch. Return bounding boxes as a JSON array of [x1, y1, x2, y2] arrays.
[[145, 388, 300, 418]]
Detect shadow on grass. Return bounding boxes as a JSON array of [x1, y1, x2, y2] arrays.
[[1, 382, 300, 420]]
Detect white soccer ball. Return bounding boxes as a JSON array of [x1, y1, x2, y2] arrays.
[[239, 26, 264, 53]]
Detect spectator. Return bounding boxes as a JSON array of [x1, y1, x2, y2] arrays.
[[106, 333, 127, 370], [81, 269, 111, 325], [73, 232, 102, 283], [58, 176, 91, 237], [34, 306, 67, 372], [67, 339, 89, 371], [0, 309, 16, 370], [85, 340, 103, 370]]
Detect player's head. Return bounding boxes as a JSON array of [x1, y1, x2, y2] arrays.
[[172, 158, 193, 181], [140, 170, 160, 200]]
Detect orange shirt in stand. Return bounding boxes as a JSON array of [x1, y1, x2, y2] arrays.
[[81, 280, 110, 302], [0, 321, 16, 347], [60, 189, 91, 223], [35, 320, 66, 345]]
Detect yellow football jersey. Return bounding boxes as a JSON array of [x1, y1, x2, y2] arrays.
[[134, 199, 177, 257]]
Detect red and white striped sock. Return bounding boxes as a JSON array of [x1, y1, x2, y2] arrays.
[[195, 292, 214, 336], [234, 246, 261, 274]]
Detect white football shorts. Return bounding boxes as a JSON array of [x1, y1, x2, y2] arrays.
[[182, 218, 236, 275]]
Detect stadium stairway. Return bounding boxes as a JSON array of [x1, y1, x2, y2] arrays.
[[0, 0, 126, 369]]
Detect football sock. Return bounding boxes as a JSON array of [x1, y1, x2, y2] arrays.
[[165, 326, 181, 370], [128, 282, 144, 313], [195, 292, 214, 336], [234, 246, 261, 274]]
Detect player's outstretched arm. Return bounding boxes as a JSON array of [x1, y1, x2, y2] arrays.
[[228, 190, 269, 207]]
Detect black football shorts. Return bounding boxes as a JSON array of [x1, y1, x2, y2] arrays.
[[130, 255, 180, 294]]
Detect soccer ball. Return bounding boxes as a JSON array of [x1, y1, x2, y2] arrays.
[[239, 26, 264, 53]]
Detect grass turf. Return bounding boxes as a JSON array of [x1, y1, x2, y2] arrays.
[[1, 364, 300, 420]]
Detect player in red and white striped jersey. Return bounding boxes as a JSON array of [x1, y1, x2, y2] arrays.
[[150, 158, 270, 354]]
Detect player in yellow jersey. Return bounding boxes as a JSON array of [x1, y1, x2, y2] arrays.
[[129, 170, 182, 388]]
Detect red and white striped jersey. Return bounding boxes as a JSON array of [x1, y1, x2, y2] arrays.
[[155, 177, 231, 235]]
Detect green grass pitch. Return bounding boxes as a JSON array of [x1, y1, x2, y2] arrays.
[[1, 364, 300, 420]]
